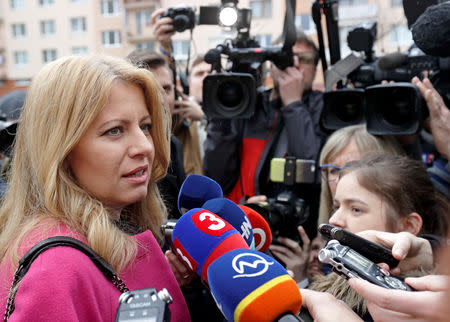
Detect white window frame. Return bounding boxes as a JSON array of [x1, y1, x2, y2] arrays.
[[102, 30, 121, 47], [250, 0, 272, 19], [39, 0, 55, 7], [101, 0, 120, 17], [41, 20, 56, 36], [70, 17, 86, 33], [173, 40, 190, 61], [10, 0, 25, 10], [14, 51, 28, 66], [42, 49, 57, 63], [136, 42, 155, 51], [136, 10, 152, 35], [72, 47, 88, 55], [12, 23, 26, 38]]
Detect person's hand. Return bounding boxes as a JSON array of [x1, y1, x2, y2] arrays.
[[269, 226, 310, 283], [165, 249, 196, 287], [151, 8, 174, 54], [245, 195, 267, 203], [272, 66, 306, 106], [349, 275, 450, 322], [412, 76, 450, 159], [356, 230, 434, 275], [172, 91, 204, 121], [301, 289, 362, 322]]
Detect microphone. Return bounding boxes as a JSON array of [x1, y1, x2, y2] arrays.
[[207, 248, 302, 322], [171, 208, 249, 283], [202, 198, 255, 249], [177, 174, 223, 214], [238, 205, 273, 252], [411, 1, 450, 57], [377, 52, 408, 70]]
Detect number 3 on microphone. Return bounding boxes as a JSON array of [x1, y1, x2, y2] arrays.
[[199, 212, 226, 231]]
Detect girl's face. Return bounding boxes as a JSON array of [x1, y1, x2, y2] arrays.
[[329, 172, 390, 234]]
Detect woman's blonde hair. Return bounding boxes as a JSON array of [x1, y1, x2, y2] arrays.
[[317, 125, 404, 225], [0, 55, 171, 273]]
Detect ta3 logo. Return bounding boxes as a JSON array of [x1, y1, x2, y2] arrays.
[[192, 210, 234, 236], [232, 252, 274, 279]]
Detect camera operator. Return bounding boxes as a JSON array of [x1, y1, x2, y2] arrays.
[[204, 28, 327, 237]]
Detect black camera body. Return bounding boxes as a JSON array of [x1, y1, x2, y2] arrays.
[[161, 6, 196, 33]]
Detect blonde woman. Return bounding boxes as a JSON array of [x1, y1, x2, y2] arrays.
[[317, 124, 404, 226], [0, 55, 190, 321]]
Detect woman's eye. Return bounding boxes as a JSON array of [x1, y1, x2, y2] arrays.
[[351, 207, 362, 214], [105, 127, 122, 136], [141, 123, 152, 134], [329, 168, 339, 176]]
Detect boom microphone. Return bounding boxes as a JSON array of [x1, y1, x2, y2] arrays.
[[171, 208, 249, 283], [411, 1, 450, 57], [239, 205, 273, 252], [202, 198, 255, 249], [207, 248, 302, 322], [177, 174, 223, 214]]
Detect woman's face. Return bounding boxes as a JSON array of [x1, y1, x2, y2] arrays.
[[327, 139, 362, 197], [329, 172, 390, 234], [68, 81, 155, 216]]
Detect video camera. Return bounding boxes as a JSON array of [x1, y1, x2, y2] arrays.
[[317, 1, 450, 135]]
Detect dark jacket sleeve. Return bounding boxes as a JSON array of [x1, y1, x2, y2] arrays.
[[203, 118, 244, 194], [280, 91, 326, 161]]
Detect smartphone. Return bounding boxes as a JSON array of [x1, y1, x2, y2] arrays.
[[319, 240, 412, 291], [270, 157, 316, 185], [318, 223, 399, 268]]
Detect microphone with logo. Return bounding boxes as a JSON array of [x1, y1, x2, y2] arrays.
[[177, 174, 223, 215], [171, 208, 249, 283], [238, 205, 273, 252], [202, 198, 255, 249], [207, 248, 303, 322]]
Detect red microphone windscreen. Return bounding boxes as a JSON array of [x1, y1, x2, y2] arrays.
[[239, 205, 272, 252]]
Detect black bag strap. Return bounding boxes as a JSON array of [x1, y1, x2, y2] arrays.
[[4, 236, 129, 321]]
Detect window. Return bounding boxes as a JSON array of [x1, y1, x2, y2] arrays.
[[42, 49, 57, 63], [250, 0, 271, 18], [71, 17, 86, 33], [12, 24, 26, 38], [101, 0, 120, 16], [102, 30, 121, 47], [72, 47, 88, 55], [136, 10, 152, 35], [255, 34, 271, 47], [391, 0, 402, 6], [173, 40, 190, 60], [339, 0, 367, 4], [389, 24, 412, 45], [39, 0, 54, 7], [14, 51, 28, 66], [295, 14, 315, 33], [10, 0, 25, 10], [70, 0, 85, 3], [136, 42, 154, 51], [41, 20, 56, 35]]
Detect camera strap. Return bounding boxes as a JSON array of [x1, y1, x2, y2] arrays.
[[4, 236, 130, 321]]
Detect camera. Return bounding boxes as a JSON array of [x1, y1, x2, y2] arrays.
[[201, 0, 297, 119], [244, 157, 312, 241], [115, 288, 172, 322], [161, 5, 196, 33], [320, 15, 450, 135], [319, 240, 412, 291]]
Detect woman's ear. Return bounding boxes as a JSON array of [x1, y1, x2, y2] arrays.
[[399, 212, 423, 235]]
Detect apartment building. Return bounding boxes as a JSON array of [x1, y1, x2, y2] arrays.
[[0, 0, 413, 94]]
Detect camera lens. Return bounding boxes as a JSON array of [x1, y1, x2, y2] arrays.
[[330, 93, 363, 123], [173, 15, 190, 32], [381, 99, 413, 126], [217, 80, 244, 109]]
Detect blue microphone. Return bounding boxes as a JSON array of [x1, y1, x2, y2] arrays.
[[207, 248, 302, 322], [202, 198, 255, 249], [177, 174, 223, 214]]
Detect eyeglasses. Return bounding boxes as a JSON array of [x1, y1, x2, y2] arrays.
[[319, 163, 353, 182], [293, 52, 317, 65]]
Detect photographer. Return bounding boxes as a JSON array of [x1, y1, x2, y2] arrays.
[[204, 29, 327, 236]]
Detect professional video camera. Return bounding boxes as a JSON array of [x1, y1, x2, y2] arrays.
[[243, 157, 314, 241], [316, 0, 450, 135], [199, 0, 297, 119]]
